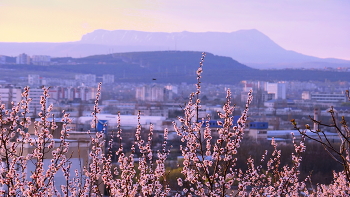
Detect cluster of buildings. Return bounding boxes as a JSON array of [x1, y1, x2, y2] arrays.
[[26, 74, 115, 87], [241, 80, 348, 107], [241, 81, 287, 103], [0, 85, 98, 112], [0, 53, 51, 65], [0, 74, 114, 116], [135, 84, 178, 102], [16, 53, 51, 65], [0, 69, 348, 143]]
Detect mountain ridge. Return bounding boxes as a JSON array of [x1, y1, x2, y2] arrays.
[[1, 29, 349, 69]]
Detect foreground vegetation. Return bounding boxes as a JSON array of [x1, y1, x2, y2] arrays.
[[0, 53, 349, 196]]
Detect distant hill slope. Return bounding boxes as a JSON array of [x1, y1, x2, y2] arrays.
[[1, 29, 349, 69], [50, 51, 255, 84], [1, 51, 349, 84]]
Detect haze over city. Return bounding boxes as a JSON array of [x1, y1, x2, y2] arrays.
[[1, 0, 349, 60]]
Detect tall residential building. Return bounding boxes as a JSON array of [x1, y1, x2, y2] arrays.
[[266, 82, 286, 100], [16, 53, 31, 64], [0, 87, 22, 109], [28, 74, 41, 86], [102, 74, 115, 84], [28, 88, 45, 114], [75, 74, 96, 86], [32, 55, 51, 65], [48, 86, 98, 102], [136, 85, 165, 102]]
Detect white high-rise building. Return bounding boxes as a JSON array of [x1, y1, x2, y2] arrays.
[[28, 88, 44, 114], [136, 85, 165, 102], [0, 87, 22, 108], [16, 53, 31, 64], [28, 74, 41, 86], [266, 82, 286, 100], [48, 86, 97, 102], [32, 55, 51, 65], [75, 74, 96, 86], [102, 74, 114, 84]]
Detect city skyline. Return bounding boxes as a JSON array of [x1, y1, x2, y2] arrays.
[[0, 0, 349, 60]]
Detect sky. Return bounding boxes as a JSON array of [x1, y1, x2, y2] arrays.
[[0, 0, 349, 60]]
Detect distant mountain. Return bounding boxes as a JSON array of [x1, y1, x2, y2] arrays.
[[1, 29, 350, 69], [79, 29, 350, 68]]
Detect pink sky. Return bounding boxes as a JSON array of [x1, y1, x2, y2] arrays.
[[0, 0, 349, 60]]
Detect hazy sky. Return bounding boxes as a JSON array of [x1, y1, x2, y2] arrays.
[[0, 0, 349, 60]]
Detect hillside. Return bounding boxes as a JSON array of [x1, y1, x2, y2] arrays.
[[52, 51, 255, 84], [1, 51, 350, 84]]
